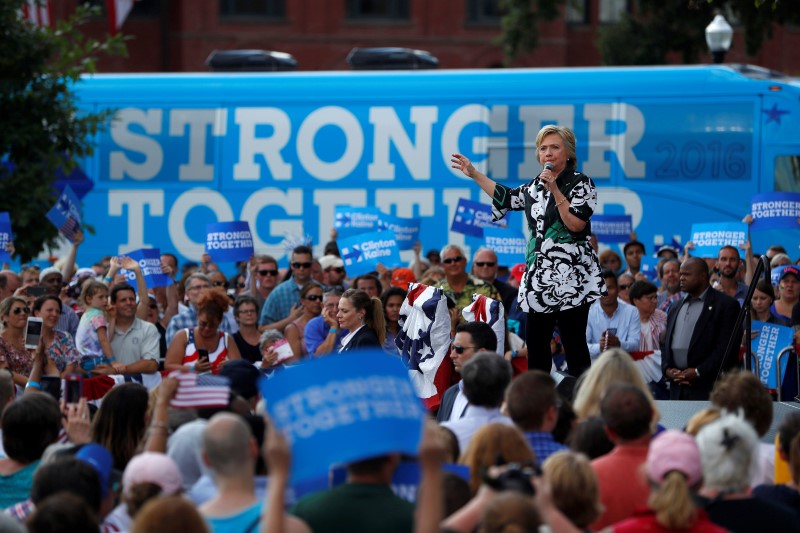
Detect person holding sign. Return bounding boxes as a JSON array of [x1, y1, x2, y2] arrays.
[[452, 125, 604, 378], [336, 289, 385, 352], [164, 287, 241, 374]]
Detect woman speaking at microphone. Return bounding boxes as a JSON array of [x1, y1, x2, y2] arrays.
[[452, 125, 605, 378]]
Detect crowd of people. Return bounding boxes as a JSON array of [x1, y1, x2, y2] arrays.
[[0, 124, 799, 532]]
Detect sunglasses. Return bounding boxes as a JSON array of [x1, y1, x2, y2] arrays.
[[212, 281, 228, 288], [258, 269, 279, 277], [11, 307, 31, 315], [304, 295, 323, 302], [443, 256, 464, 265], [474, 261, 496, 268], [292, 262, 313, 269], [237, 282, 246, 289], [618, 284, 632, 290], [452, 344, 475, 354], [326, 267, 345, 274]]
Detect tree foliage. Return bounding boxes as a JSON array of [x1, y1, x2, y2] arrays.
[[496, 0, 565, 65], [0, 2, 126, 262], [597, 0, 800, 66]]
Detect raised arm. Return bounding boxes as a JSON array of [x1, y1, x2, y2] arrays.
[[451, 153, 497, 199], [60, 229, 84, 281]]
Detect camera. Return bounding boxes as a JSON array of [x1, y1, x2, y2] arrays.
[[482, 462, 540, 495]]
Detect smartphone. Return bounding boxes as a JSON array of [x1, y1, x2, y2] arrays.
[[27, 286, 47, 298], [25, 317, 43, 349], [65, 373, 83, 404], [198, 349, 209, 363], [40, 376, 62, 402]]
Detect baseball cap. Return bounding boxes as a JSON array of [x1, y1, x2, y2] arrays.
[[75, 443, 117, 498], [318, 254, 344, 271], [779, 265, 800, 281], [39, 266, 62, 283], [655, 244, 680, 258], [391, 268, 416, 290], [219, 359, 261, 401], [645, 430, 702, 487], [510, 263, 526, 284], [123, 452, 183, 496]]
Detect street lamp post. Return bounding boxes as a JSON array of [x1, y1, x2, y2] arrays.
[[705, 14, 733, 64]]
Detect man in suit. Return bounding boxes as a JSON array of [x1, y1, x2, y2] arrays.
[[662, 257, 741, 400], [436, 321, 498, 422]]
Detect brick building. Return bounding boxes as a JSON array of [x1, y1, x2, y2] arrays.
[[52, 1, 800, 74]]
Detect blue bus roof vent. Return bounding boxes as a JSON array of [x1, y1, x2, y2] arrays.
[[206, 50, 298, 72], [346, 47, 439, 70]]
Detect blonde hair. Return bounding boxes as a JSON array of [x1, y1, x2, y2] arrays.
[[648, 470, 697, 529], [685, 407, 721, 436], [459, 423, 534, 494], [535, 125, 577, 166], [478, 492, 541, 533], [572, 348, 660, 429], [80, 280, 109, 308], [542, 451, 603, 528]]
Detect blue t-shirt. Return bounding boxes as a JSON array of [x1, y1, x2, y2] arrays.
[[206, 501, 261, 533], [0, 460, 39, 508]]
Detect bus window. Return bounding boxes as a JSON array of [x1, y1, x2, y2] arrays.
[[775, 155, 800, 192]]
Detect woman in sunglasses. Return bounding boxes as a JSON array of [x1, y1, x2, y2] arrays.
[[452, 125, 605, 378], [0, 296, 36, 386], [284, 283, 324, 360]]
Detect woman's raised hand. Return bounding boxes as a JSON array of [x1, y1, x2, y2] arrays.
[[451, 153, 477, 179]]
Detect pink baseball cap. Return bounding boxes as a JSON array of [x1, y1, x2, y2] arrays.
[[122, 452, 182, 496], [646, 430, 702, 487]]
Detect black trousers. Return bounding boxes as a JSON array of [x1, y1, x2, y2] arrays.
[[526, 302, 592, 379]]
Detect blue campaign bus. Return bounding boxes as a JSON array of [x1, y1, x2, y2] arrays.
[[72, 64, 800, 267]]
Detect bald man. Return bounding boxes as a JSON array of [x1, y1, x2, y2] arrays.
[[662, 257, 741, 400]]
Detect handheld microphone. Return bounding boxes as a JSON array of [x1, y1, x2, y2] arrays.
[[535, 162, 554, 192]]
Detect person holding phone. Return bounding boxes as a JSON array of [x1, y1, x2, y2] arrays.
[[32, 295, 82, 377], [0, 296, 36, 387], [164, 287, 241, 374], [585, 271, 641, 362]]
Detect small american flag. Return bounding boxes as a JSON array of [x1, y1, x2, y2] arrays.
[[20, 0, 53, 28], [169, 372, 230, 409]]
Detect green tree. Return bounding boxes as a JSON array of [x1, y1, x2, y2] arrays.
[[0, 2, 125, 263], [496, 0, 565, 65], [597, 0, 800, 66]]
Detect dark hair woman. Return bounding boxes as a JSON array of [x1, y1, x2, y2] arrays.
[[164, 287, 241, 374], [337, 289, 385, 353]]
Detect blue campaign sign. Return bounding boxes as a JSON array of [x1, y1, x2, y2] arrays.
[[259, 350, 425, 484], [751, 192, 800, 230], [45, 185, 82, 242], [483, 227, 526, 267], [205, 221, 254, 262], [451, 198, 507, 238], [689, 222, 747, 258], [337, 230, 402, 276], [639, 256, 659, 280], [377, 213, 420, 251], [751, 321, 795, 389], [119, 248, 173, 290], [593, 214, 632, 244], [0, 213, 12, 263], [334, 207, 383, 239]]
